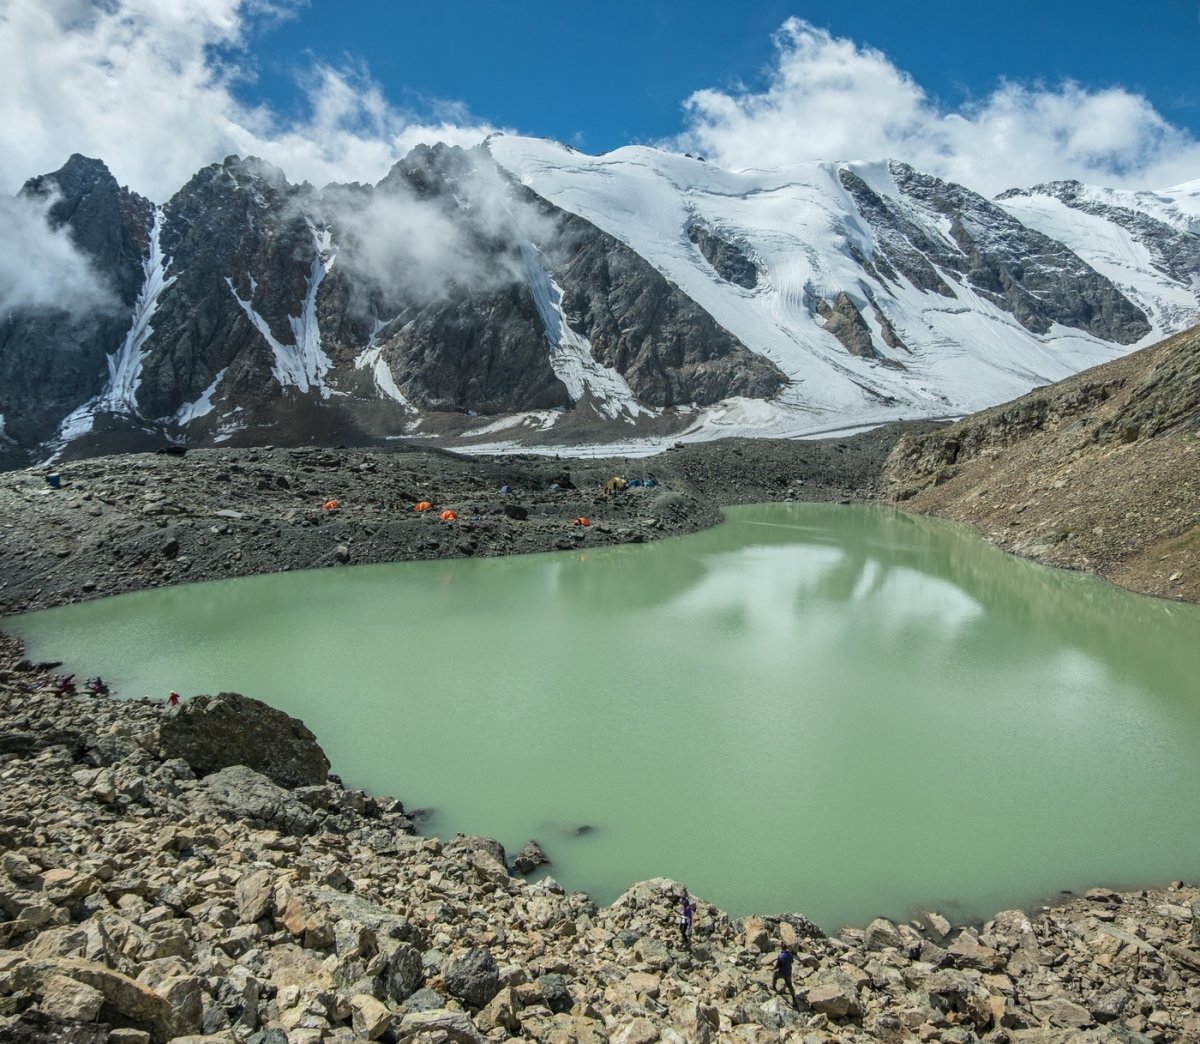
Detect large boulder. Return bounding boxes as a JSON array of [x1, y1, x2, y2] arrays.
[[154, 692, 330, 788], [192, 766, 317, 836]]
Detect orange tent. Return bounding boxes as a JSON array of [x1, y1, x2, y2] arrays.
[[572, 516, 590, 527], [413, 501, 433, 512], [322, 499, 340, 511], [439, 510, 458, 521]]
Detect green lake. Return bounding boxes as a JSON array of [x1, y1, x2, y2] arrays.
[[8, 503, 1200, 930]]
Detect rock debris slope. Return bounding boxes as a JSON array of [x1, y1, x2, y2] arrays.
[[880, 324, 1200, 603], [1, 635, 1198, 1043]]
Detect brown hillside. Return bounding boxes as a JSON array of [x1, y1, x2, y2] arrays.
[[880, 324, 1200, 602]]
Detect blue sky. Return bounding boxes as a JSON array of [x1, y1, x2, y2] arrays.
[[1, 0, 1198, 199], [244, 0, 1200, 155]]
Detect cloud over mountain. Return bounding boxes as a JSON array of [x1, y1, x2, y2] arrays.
[[0, 192, 116, 316], [0, 0, 498, 200], [676, 19, 1200, 195]]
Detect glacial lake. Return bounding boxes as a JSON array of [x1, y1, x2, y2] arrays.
[[8, 503, 1200, 931]]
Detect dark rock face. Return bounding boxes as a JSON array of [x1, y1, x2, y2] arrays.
[[888, 163, 1152, 343], [837, 168, 958, 296], [153, 691, 330, 788], [141, 156, 327, 423], [324, 144, 572, 415], [838, 165, 1154, 345], [553, 206, 786, 407], [997, 180, 1200, 294], [687, 224, 759, 288], [815, 292, 883, 359], [376, 284, 571, 413], [871, 302, 910, 353], [0, 156, 154, 453]]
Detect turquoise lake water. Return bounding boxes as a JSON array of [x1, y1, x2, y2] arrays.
[[9, 503, 1200, 930]]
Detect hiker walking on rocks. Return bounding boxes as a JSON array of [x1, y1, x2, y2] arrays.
[[679, 890, 694, 947], [771, 943, 797, 1006], [166, 690, 180, 709]]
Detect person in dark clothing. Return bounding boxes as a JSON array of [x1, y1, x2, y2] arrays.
[[771, 944, 797, 1005], [678, 891, 695, 947]]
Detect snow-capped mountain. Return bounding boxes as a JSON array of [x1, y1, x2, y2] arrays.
[[0, 137, 1196, 468]]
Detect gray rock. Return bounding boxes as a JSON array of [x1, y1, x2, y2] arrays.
[[863, 916, 904, 952], [442, 948, 500, 1009], [536, 972, 572, 1014], [398, 988, 446, 1015], [0, 1010, 109, 1044], [1029, 996, 1095, 1029], [395, 1008, 489, 1044], [816, 292, 884, 360], [192, 765, 317, 835], [1090, 988, 1131, 1022], [805, 981, 861, 1018]]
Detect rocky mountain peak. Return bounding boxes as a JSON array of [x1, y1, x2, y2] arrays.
[[1, 138, 1197, 469], [994, 179, 1085, 204]]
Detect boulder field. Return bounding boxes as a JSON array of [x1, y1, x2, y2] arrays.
[[0, 635, 1198, 1043]]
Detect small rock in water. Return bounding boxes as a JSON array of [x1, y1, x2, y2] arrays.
[[510, 840, 551, 874]]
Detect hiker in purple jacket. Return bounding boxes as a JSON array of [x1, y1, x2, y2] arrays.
[[771, 943, 797, 1005], [679, 891, 695, 947]]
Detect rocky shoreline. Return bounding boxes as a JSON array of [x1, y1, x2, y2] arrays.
[[2, 427, 1200, 1041], [1, 634, 1199, 1044], [0, 425, 923, 617]]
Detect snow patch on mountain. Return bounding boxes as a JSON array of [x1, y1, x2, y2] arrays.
[[520, 243, 655, 420], [173, 367, 227, 426], [226, 225, 335, 398], [98, 208, 175, 415], [39, 209, 177, 455], [459, 410, 565, 439], [491, 136, 1171, 435], [354, 315, 415, 408]]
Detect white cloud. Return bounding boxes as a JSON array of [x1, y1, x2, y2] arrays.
[[677, 18, 1200, 195], [331, 154, 559, 309], [0, 192, 116, 315], [0, 0, 498, 200]]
